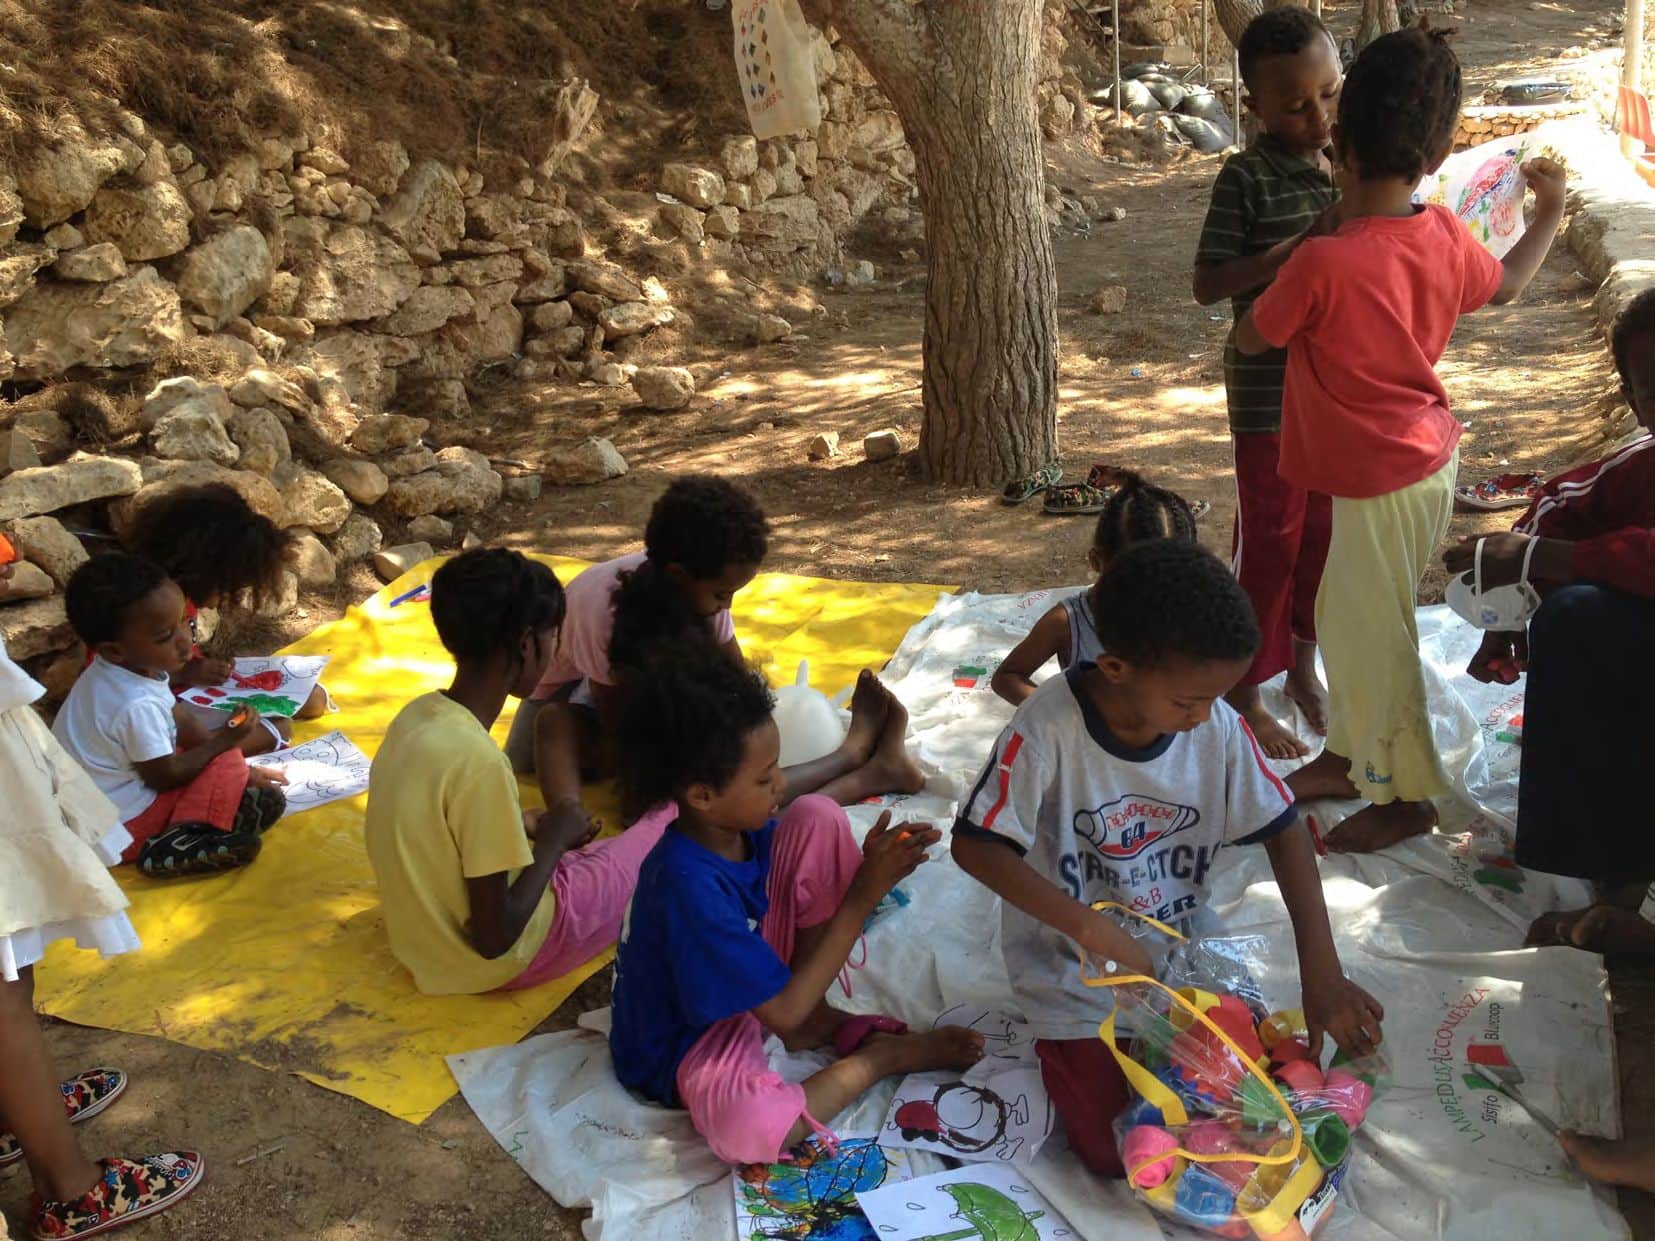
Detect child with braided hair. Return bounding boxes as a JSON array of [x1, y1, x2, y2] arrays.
[[993, 470, 1197, 706], [1234, 25, 1565, 851]]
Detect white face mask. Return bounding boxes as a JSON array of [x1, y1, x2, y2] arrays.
[[1445, 537, 1542, 631]]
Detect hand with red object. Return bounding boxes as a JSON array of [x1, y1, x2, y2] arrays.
[[1467, 628, 1529, 685]]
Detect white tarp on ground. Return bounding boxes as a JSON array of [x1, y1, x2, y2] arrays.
[[451, 591, 1624, 1241]]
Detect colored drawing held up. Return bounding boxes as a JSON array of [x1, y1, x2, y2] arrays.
[[183, 655, 330, 719]]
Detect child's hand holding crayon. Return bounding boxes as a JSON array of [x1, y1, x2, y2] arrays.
[[851, 811, 938, 908]]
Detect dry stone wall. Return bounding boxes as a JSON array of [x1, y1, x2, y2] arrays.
[[0, 3, 1112, 677]]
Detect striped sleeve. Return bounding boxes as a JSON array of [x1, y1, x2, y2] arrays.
[[955, 725, 1048, 856], [1196, 160, 1256, 265], [1225, 715, 1298, 845]]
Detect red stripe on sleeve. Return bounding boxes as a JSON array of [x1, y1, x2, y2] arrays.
[[1237, 717, 1294, 806], [980, 733, 1026, 831]]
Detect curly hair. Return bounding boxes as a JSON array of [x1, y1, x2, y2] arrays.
[[430, 548, 566, 668], [644, 476, 769, 580], [124, 484, 291, 610], [617, 638, 775, 814], [1336, 25, 1461, 182], [1612, 286, 1655, 389], [65, 553, 170, 648], [608, 558, 711, 678], [1238, 5, 1334, 90], [1092, 539, 1260, 668], [1092, 468, 1199, 565]]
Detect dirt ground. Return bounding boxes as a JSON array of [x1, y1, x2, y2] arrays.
[[5, 0, 1651, 1235]]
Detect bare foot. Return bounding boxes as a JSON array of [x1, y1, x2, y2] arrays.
[[842, 670, 891, 765], [1243, 702, 1310, 760], [1284, 649, 1329, 738], [1559, 1132, 1655, 1191], [865, 1025, 986, 1076], [1325, 799, 1437, 854], [863, 692, 926, 795], [1286, 749, 1359, 802], [1526, 906, 1655, 956]]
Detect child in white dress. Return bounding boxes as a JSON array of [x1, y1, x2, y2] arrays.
[[0, 549, 203, 1238]]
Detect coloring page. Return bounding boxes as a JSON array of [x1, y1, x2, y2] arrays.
[[731, 1134, 914, 1241], [179, 655, 330, 719], [856, 1162, 1076, 1241], [1414, 135, 1535, 258], [881, 1065, 1053, 1167], [248, 730, 369, 816], [929, 1006, 1039, 1081]]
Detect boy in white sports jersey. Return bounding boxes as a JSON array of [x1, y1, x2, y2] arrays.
[[954, 539, 1382, 1179]]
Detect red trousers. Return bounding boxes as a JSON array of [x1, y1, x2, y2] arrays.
[[1036, 1036, 1132, 1177], [120, 748, 250, 862], [1230, 432, 1332, 688]]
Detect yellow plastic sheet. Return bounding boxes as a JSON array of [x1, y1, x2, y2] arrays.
[[36, 556, 949, 1123]]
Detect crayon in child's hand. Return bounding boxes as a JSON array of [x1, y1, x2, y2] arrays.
[[0, 532, 15, 566], [227, 706, 252, 728]]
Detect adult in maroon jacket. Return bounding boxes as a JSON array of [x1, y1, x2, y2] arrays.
[[1443, 288, 1655, 945]]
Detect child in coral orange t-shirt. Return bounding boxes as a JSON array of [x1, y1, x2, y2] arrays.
[[1234, 26, 1565, 852]]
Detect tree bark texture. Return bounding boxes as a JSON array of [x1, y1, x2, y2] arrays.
[[1354, 0, 1401, 51], [801, 0, 1058, 486]]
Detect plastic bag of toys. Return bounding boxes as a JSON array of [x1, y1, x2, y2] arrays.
[[1079, 911, 1388, 1240]]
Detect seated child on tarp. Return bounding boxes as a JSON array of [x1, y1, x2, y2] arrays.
[[953, 539, 1383, 1178], [504, 474, 923, 820], [364, 548, 668, 996], [993, 471, 1198, 705], [608, 639, 984, 1164], [54, 554, 286, 879], [126, 483, 331, 752]]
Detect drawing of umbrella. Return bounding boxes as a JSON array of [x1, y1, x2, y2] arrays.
[[914, 1182, 1047, 1241]]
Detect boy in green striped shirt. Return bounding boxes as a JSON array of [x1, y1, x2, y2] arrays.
[[1194, 5, 1342, 762]]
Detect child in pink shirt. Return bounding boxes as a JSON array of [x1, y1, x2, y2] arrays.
[[1235, 26, 1565, 851], [505, 476, 924, 823]]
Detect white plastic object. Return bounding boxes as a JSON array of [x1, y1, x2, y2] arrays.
[[772, 659, 844, 768], [732, 0, 823, 140]]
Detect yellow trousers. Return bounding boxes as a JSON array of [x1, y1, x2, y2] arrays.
[[1316, 451, 1457, 804]]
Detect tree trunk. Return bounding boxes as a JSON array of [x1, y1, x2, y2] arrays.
[[1354, 0, 1401, 51], [800, 0, 1057, 486], [1211, 0, 1262, 49]]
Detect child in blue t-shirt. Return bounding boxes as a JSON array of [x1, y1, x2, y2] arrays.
[[608, 641, 985, 1164]]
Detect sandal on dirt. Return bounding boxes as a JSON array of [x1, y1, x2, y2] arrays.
[[1455, 472, 1543, 511], [1043, 482, 1114, 515], [1188, 498, 1212, 522], [32, 1152, 205, 1240], [1001, 462, 1062, 505], [0, 1069, 127, 1168]]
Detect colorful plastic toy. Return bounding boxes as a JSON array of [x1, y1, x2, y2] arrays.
[[1320, 1070, 1373, 1130], [1176, 1164, 1238, 1229], [1109, 982, 1385, 1241], [1271, 1059, 1324, 1095], [1299, 1111, 1351, 1169], [1122, 1124, 1182, 1188]]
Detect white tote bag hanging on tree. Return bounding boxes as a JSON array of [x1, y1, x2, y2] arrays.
[[732, 0, 822, 138]]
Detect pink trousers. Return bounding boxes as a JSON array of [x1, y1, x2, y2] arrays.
[[503, 804, 675, 990], [674, 794, 862, 1165]]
